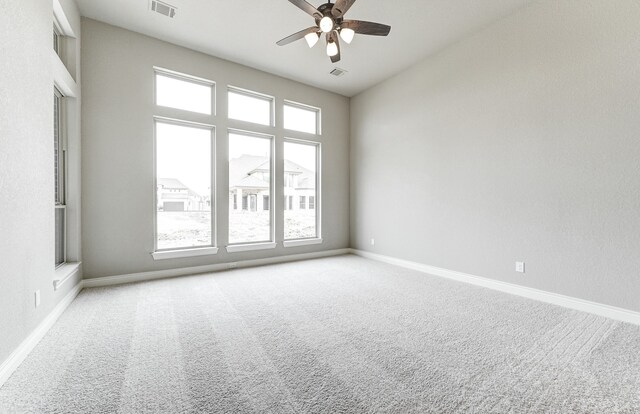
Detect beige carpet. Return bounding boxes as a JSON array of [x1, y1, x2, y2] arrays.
[[1, 255, 639, 413]]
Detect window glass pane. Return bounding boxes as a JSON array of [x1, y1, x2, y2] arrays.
[[156, 121, 212, 250], [53, 29, 60, 55], [229, 132, 272, 244], [54, 92, 63, 205], [55, 207, 65, 266], [284, 141, 318, 239], [156, 72, 212, 115], [54, 91, 65, 266], [228, 89, 272, 126], [284, 103, 319, 134]]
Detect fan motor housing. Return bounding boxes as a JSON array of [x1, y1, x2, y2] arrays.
[[316, 3, 344, 25]]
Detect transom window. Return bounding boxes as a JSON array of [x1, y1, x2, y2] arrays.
[[284, 101, 320, 135], [155, 69, 214, 115], [228, 87, 274, 126]]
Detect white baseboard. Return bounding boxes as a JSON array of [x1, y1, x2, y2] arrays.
[[84, 248, 351, 288], [350, 249, 640, 326], [0, 281, 83, 388]]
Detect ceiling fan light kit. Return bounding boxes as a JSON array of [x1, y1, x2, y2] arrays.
[[326, 39, 338, 57], [340, 28, 355, 44], [277, 0, 391, 63], [304, 32, 321, 48]]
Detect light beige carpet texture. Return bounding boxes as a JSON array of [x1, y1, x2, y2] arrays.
[[1, 255, 639, 413]]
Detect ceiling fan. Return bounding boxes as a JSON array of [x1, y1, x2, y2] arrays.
[[276, 0, 391, 63]]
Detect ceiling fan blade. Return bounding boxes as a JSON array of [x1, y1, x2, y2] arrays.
[[277, 26, 319, 46], [288, 0, 322, 19], [331, 0, 356, 18], [328, 32, 341, 63], [341, 20, 391, 36]]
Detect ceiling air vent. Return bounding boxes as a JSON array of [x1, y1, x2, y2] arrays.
[[150, 0, 176, 18], [330, 67, 348, 77]]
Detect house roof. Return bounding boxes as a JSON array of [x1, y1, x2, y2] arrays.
[[229, 155, 315, 190], [158, 178, 206, 199], [158, 178, 187, 189], [236, 175, 269, 189]]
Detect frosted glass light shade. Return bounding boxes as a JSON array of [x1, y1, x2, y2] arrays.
[[320, 16, 334, 33], [340, 28, 355, 44], [304, 32, 319, 48], [326, 40, 338, 57]]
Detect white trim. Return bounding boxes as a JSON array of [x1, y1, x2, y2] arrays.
[[350, 249, 640, 326], [283, 238, 323, 248], [53, 0, 75, 38], [84, 248, 350, 288], [152, 247, 219, 260], [0, 281, 83, 388], [226, 242, 277, 253], [52, 50, 78, 98], [53, 262, 81, 290], [153, 66, 216, 86], [153, 115, 215, 130]]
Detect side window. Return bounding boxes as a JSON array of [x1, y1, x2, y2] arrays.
[[54, 89, 66, 267]]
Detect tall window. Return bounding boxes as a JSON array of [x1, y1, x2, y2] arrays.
[[228, 131, 273, 244], [54, 89, 66, 267], [155, 120, 214, 250], [284, 140, 319, 240]]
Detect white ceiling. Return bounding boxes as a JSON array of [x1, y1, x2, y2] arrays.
[[75, 0, 533, 97]]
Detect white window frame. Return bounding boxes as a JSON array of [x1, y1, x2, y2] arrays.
[[154, 67, 216, 116], [283, 137, 322, 247], [283, 100, 322, 135], [226, 128, 276, 252], [52, 0, 82, 290], [53, 24, 62, 57], [54, 88, 67, 268], [227, 86, 275, 127], [152, 116, 218, 260]]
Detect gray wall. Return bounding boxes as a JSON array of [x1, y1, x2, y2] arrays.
[[351, 0, 640, 312], [0, 0, 82, 363], [81, 19, 350, 279]]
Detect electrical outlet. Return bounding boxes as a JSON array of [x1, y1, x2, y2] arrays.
[[370, 238, 375, 246], [228, 262, 238, 269], [34, 290, 41, 308], [515, 261, 525, 273]]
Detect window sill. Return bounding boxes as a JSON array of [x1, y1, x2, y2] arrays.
[[226, 242, 277, 253], [283, 238, 323, 248], [54, 262, 81, 291], [151, 247, 219, 260]]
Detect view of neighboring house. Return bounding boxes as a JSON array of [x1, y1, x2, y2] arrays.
[[157, 178, 209, 211], [229, 155, 316, 212]]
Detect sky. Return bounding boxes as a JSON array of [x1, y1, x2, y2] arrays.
[[156, 122, 211, 196]]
